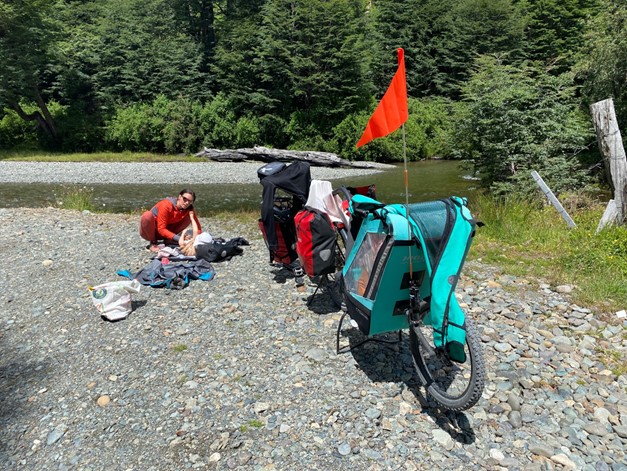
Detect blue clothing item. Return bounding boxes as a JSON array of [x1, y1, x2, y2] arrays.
[[118, 258, 215, 289]]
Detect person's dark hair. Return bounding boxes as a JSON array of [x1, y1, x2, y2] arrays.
[[179, 189, 196, 202]]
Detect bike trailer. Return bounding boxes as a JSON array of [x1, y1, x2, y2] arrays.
[[342, 195, 477, 363]]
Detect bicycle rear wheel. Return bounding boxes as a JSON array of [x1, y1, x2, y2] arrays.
[[409, 316, 485, 411]]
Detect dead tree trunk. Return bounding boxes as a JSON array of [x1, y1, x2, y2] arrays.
[[590, 98, 627, 224], [194, 146, 387, 169]]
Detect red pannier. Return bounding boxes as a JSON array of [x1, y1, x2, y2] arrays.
[[294, 207, 337, 278], [258, 219, 296, 265]]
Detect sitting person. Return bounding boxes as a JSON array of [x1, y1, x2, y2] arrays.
[[139, 189, 202, 252]]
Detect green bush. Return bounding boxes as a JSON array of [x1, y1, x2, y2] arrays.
[[455, 56, 593, 197], [0, 105, 39, 151], [105, 94, 269, 153], [0, 100, 105, 153], [198, 93, 238, 148], [233, 115, 262, 148]]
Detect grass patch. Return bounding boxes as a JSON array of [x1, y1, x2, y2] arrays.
[[172, 344, 188, 353], [55, 185, 95, 211], [248, 419, 264, 428], [0, 151, 204, 162], [469, 193, 627, 315], [211, 209, 259, 223]]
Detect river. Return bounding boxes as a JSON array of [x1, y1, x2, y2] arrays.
[[0, 160, 478, 214]]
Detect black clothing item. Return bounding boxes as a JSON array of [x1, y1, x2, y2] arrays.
[[259, 161, 311, 253], [195, 237, 250, 263]]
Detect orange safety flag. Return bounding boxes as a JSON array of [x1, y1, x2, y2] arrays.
[[356, 48, 408, 148]]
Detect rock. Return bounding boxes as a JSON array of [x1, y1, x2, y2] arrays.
[[612, 425, 627, 439], [550, 453, 577, 470], [508, 410, 523, 428], [555, 285, 574, 294], [305, 347, 327, 362], [97, 395, 111, 407], [46, 425, 67, 445], [254, 402, 270, 414], [528, 442, 554, 458], [432, 430, 454, 450], [583, 422, 611, 436], [338, 443, 351, 456]]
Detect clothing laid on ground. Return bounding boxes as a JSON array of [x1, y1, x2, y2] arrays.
[[117, 258, 215, 290], [139, 197, 202, 244]]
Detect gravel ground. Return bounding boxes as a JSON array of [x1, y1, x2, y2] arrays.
[[0, 163, 625, 470], [0, 161, 389, 185], [0, 207, 625, 471]]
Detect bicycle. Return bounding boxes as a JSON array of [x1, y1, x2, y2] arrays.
[[334, 191, 486, 412]]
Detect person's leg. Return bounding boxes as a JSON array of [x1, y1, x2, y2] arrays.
[[139, 211, 159, 244]]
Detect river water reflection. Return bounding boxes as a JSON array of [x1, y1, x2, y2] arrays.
[[0, 160, 478, 214]]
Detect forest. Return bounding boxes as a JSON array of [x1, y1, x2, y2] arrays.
[[1, 0, 626, 196]]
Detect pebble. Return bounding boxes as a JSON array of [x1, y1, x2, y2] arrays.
[[0, 203, 625, 470]]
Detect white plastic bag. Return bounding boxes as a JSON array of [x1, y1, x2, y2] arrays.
[[89, 280, 141, 321]]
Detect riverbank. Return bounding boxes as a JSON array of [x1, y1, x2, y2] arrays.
[[0, 208, 625, 470]]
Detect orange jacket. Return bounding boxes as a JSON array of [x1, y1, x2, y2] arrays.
[[151, 197, 202, 242]]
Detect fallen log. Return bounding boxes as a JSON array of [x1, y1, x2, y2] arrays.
[[194, 146, 387, 169]]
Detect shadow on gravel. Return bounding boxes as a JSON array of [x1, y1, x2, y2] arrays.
[[131, 300, 148, 311], [305, 292, 339, 315], [269, 267, 341, 315], [0, 347, 53, 464], [338, 328, 476, 445], [270, 266, 296, 284]]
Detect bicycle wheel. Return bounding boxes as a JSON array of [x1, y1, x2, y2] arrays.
[[409, 316, 485, 411]]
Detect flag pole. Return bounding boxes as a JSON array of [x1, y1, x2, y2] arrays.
[[402, 123, 413, 280]]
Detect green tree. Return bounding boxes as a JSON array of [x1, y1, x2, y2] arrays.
[[172, 0, 218, 71], [371, 0, 526, 98], [71, 0, 206, 109], [520, 0, 599, 72], [455, 56, 592, 196], [253, 0, 371, 143], [576, 0, 627, 128], [210, 0, 266, 114], [0, 0, 61, 140], [368, 0, 429, 96]]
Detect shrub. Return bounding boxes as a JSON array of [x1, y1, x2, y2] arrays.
[[455, 56, 593, 197], [0, 105, 39, 151], [106, 95, 206, 153]]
